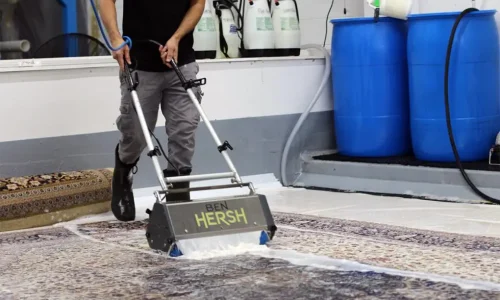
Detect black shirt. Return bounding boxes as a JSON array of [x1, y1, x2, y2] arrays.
[[122, 0, 196, 72]]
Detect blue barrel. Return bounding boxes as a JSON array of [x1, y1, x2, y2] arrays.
[[330, 17, 411, 157], [407, 10, 500, 162]]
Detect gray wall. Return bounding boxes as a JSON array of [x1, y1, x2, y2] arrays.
[[0, 111, 335, 188]]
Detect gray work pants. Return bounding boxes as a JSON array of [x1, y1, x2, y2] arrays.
[[116, 62, 203, 171]]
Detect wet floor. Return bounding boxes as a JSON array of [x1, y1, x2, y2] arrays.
[[2, 209, 500, 300]]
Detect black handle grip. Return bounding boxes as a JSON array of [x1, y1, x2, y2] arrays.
[[169, 59, 189, 85]]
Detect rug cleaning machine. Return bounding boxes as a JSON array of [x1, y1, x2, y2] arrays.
[[89, 0, 277, 257], [122, 52, 277, 257]]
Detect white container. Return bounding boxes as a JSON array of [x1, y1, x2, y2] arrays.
[[272, 0, 300, 56], [193, 0, 218, 59], [270, 0, 277, 14], [216, 8, 242, 58], [367, 0, 413, 20], [242, 0, 275, 57]]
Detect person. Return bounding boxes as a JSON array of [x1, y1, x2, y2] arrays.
[[99, 0, 205, 222]]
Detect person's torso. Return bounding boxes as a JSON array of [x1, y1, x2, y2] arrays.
[[122, 0, 195, 72]]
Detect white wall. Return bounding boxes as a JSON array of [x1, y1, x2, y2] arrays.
[[294, 0, 364, 48], [92, 0, 500, 52], [361, 0, 500, 44], [0, 56, 332, 143], [416, 0, 500, 28], [364, 0, 500, 24], [89, 0, 366, 50], [415, 0, 500, 15]]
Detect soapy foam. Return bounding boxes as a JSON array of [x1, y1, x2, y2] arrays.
[[139, 224, 500, 292], [172, 232, 500, 292], [60, 210, 500, 293], [252, 248, 500, 292], [63, 224, 167, 257], [175, 231, 266, 260]]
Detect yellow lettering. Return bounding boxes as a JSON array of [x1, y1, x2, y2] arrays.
[[206, 212, 217, 226], [196, 208, 248, 228], [234, 208, 247, 224], [215, 211, 230, 226], [226, 210, 236, 223], [195, 212, 207, 228]]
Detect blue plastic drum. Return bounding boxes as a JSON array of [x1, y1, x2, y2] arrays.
[[407, 10, 500, 162], [330, 17, 411, 157]]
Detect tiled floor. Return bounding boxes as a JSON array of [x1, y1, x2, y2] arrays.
[[263, 187, 500, 239], [2, 176, 500, 299]]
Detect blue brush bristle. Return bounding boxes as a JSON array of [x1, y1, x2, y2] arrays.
[[259, 231, 269, 245], [169, 244, 183, 257]]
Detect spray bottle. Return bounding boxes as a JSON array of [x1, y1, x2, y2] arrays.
[[366, 0, 413, 21], [272, 0, 300, 56], [193, 0, 218, 59], [213, 0, 243, 58], [240, 0, 275, 57]]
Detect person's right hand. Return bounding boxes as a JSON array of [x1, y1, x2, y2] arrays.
[[111, 38, 131, 71]]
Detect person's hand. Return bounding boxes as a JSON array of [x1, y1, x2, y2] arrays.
[[159, 36, 179, 68], [111, 37, 131, 71]]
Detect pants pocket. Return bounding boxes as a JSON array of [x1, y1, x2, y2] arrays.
[[116, 103, 134, 133], [183, 62, 203, 103]]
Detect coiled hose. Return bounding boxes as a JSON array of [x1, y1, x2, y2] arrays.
[[89, 0, 131, 51], [280, 44, 331, 186], [444, 7, 500, 205]]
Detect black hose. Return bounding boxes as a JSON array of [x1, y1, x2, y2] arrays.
[[238, 0, 243, 18], [218, 0, 244, 30], [292, 0, 300, 23], [323, 0, 335, 47], [240, 0, 246, 50], [445, 8, 500, 205], [215, 8, 230, 58], [213, 0, 244, 57]]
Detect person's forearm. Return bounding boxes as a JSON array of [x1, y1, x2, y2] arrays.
[[172, 0, 205, 41], [98, 0, 122, 42]]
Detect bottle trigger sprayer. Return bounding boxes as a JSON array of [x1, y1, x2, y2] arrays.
[[367, 0, 381, 21], [367, 0, 381, 8], [366, 0, 413, 22]]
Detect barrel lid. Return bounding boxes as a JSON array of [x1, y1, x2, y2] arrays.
[[330, 16, 404, 24], [407, 9, 496, 20]]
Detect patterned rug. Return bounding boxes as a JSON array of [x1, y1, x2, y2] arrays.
[[2, 211, 499, 299], [0, 169, 113, 232], [76, 212, 500, 286]]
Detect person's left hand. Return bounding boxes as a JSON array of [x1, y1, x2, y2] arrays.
[[160, 36, 179, 68]]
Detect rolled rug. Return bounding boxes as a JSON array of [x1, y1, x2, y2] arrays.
[[0, 169, 113, 232]]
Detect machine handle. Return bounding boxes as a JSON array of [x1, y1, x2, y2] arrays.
[[169, 58, 207, 90]]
